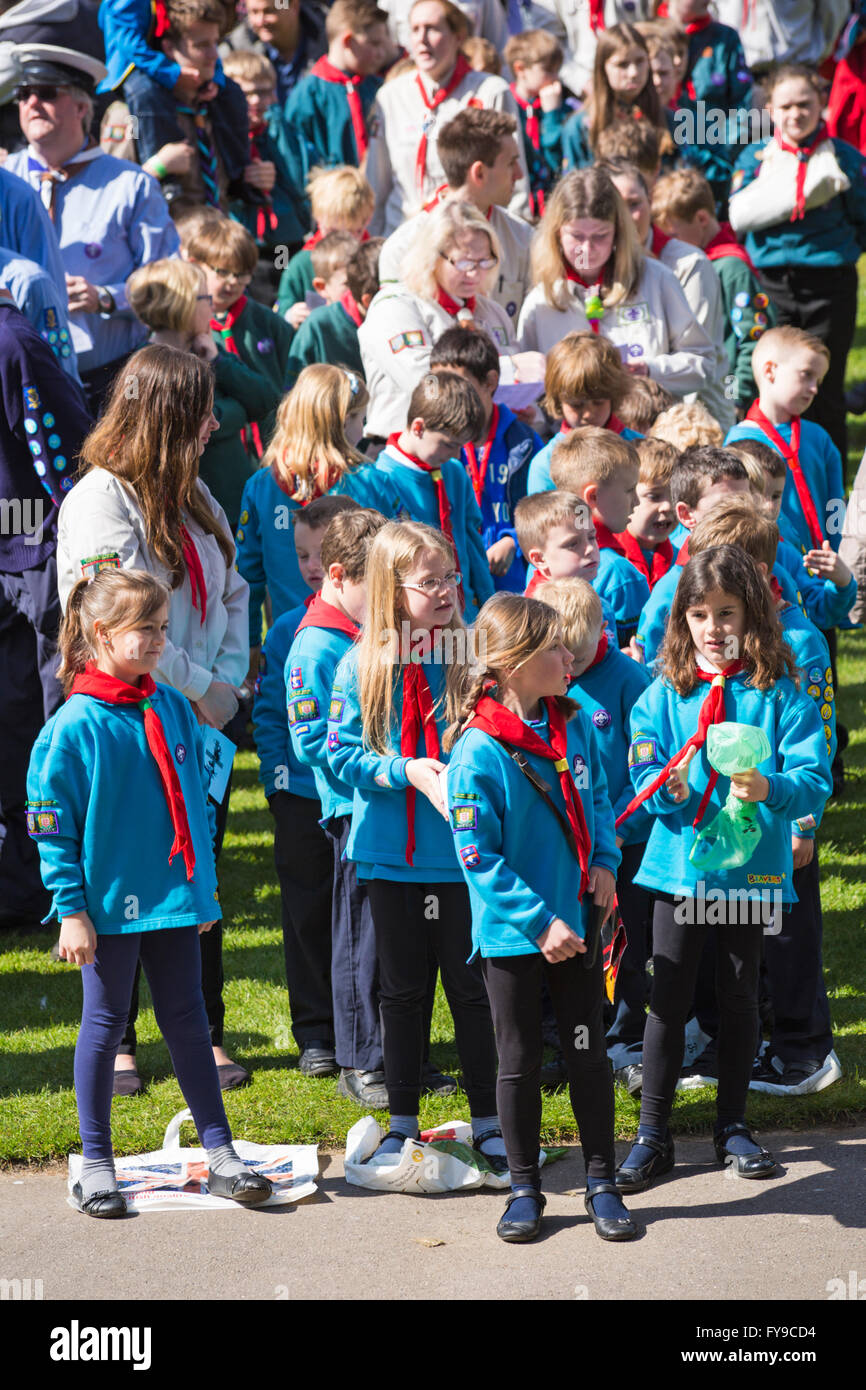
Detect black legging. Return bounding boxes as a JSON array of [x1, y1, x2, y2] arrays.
[[365, 879, 498, 1118], [639, 897, 763, 1135], [481, 950, 615, 1190]]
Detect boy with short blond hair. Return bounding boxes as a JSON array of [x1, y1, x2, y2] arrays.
[[620, 438, 677, 589], [505, 28, 565, 220], [276, 165, 375, 325], [649, 400, 723, 450]]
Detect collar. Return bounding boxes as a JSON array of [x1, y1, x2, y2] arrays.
[[27, 137, 101, 173]]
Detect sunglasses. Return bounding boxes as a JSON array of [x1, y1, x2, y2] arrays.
[[14, 84, 72, 103]]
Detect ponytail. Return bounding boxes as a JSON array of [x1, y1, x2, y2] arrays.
[[56, 579, 93, 695], [57, 569, 171, 696]]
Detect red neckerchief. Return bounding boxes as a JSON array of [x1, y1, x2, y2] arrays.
[[704, 222, 755, 271], [586, 629, 609, 670], [607, 413, 627, 434], [773, 122, 828, 221], [401, 660, 441, 864], [415, 55, 471, 194], [615, 658, 747, 833], [510, 86, 540, 151], [616, 529, 674, 588], [211, 297, 264, 458], [525, 570, 546, 595], [311, 56, 369, 160], [677, 537, 690, 565], [436, 285, 476, 318], [655, 3, 712, 34], [650, 225, 672, 256], [465, 693, 591, 898], [593, 520, 622, 554], [269, 459, 338, 504], [294, 592, 360, 640], [153, 0, 170, 36], [248, 123, 278, 241], [387, 434, 461, 604], [69, 664, 196, 880], [303, 227, 325, 252], [464, 405, 499, 507], [588, 0, 605, 30], [744, 403, 824, 547], [339, 288, 364, 326], [180, 524, 207, 625], [422, 181, 449, 213], [769, 574, 783, 603]]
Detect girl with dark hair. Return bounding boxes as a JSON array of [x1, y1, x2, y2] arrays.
[[614, 546, 832, 1191], [562, 23, 671, 171]]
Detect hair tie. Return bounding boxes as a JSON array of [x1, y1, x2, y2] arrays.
[[344, 370, 360, 396]]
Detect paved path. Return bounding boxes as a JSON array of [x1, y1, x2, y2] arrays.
[[2, 1126, 864, 1302]]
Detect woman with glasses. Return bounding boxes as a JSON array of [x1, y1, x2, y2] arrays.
[[359, 199, 544, 441]]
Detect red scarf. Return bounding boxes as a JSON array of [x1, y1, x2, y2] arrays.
[[401, 660, 441, 864], [677, 537, 690, 565], [588, 0, 605, 30], [465, 694, 591, 898], [744, 404, 824, 548], [773, 122, 828, 222], [422, 182, 449, 213], [464, 405, 499, 507], [510, 86, 540, 151], [525, 569, 546, 596], [615, 528, 674, 588], [592, 520, 621, 554], [311, 56, 369, 161], [415, 55, 471, 194], [211, 297, 264, 458], [339, 288, 364, 327], [705, 222, 755, 271], [650, 225, 671, 257], [387, 435, 462, 604], [436, 285, 476, 319], [586, 629, 609, 670], [303, 227, 325, 252], [655, 3, 712, 35], [564, 264, 605, 333], [152, 0, 170, 37], [615, 659, 746, 833], [607, 413, 628, 434], [180, 524, 207, 625], [69, 665, 196, 880], [248, 123, 278, 241], [294, 592, 360, 640]]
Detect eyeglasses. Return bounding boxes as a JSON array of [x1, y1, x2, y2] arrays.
[[14, 84, 69, 103], [208, 267, 252, 281], [401, 572, 461, 594], [439, 253, 498, 272]]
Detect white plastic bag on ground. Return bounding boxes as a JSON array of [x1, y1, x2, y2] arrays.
[[344, 1116, 554, 1193], [67, 1108, 319, 1211]]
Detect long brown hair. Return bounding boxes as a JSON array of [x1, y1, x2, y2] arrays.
[[530, 166, 642, 311], [58, 569, 170, 695], [659, 546, 798, 697], [586, 23, 662, 153], [77, 345, 234, 585]]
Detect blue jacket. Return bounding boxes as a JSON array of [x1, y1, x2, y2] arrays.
[[725, 417, 844, 555], [627, 669, 832, 904], [778, 599, 836, 783], [460, 404, 541, 593], [596, 546, 650, 648], [99, 0, 227, 91], [776, 536, 856, 630], [569, 641, 652, 847], [252, 601, 318, 801], [0, 247, 79, 383], [326, 644, 463, 883], [0, 166, 66, 297], [446, 707, 620, 958], [527, 423, 643, 495], [26, 681, 220, 932], [373, 444, 495, 622], [287, 612, 356, 820], [235, 464, 396, 645]]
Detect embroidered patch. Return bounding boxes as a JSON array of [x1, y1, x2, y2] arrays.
[[24, 417, 37, 434], [453, 791, 480, 801], [753, 292, 769, 309], [175, 743, 186, 763], [459, 844, 481, 868], [489, 326, 508, 347], [747, 873, 783, 884], [824, 724, 832, 742], [627, 343, 644, 359], [53, 455, 67, 472], [618, 302, 649, 324], [753, 312, 768, 328], [256, 338, 274, 354], [795, 814, 817, 832], [628, 737, 658, 767], [592, 709, 611, 729], [823, 686, 834, 702], [820, 703, 832, 720], [734, 291, 750, 308], [329, 696, 346, 723], [289, 666, 303, 691], [506, 301, 517, 318], [43, 306, 58, 330], [80, 552, 121, 579], [24, 386, 41, 410], [806, 684, 820, 698], [451, 805, 478, 831], [389, 331, 425, 352], [327, 730, 340, 751], [26, 802, 60, 835], [295, 724, 310, 735], [239, 509, 249, 525], [825, 667, 832, 684], [572, 753, 587, 779], [731, 307, 743, 323], [374, 770, 391, 788], [42, 413, 55, 428], [84, 242, 102, 258], [289, 695, 319, 723], [808, 666, 822, 683]]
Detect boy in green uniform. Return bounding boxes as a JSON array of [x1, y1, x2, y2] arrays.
[[287, 236, 383, 384]]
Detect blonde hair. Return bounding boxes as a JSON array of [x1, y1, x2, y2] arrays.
[[262, 364, 369, 503], [649, 401, 723, 449], [651, 167, 715, 227], [308, 165, 375, 230], [533, 577, 603, 654], [220, 49, 277, 86], [127, 258, 206, 333], [636, 436, 677, 486], [689, 497, 779, 570], [443, 592, 576, 751], [357, 522, 467, 753], [183, 213, 258, 276], [733, 449, 766, 496], [550, 426, 639, 494], [58, 569, 170, 695], [401, 200, 501, 300], [751, 325, 830, 380], [311, 230, 360, 280], [513, 490, 590, 557], [530, 167, 642, 312], [542, 331, 631, 416], [462, 35, 500, 73]]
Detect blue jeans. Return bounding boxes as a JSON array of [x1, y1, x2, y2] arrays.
[[122, 68, 249, 180]]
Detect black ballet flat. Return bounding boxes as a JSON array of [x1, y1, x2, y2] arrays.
[[614, 1131, 675, 1193], [496, 1188, 546, 1243], [713, 1122, 777, 1179], [71, 1182, 128, 1219], [584, 1183, 638, 1241], [207, 1170, 273, 1204]]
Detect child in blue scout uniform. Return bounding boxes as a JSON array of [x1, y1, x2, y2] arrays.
[[252, 494, 363, 1086], [728, 64, 866, 461], [562, 23, 676, 173], [326, 520, 501, 1167], [527, 332, 642, 497], [549, 427, 649, 648], [28, 568, 271, 1216], [283, 0, 388, 175], [373, 372, 495, 623], [286, 506, 389, 1108], [504, 29, 567, 220], [429, 326, 542, 594], [236, 365, 394, 652], [443, 592, 635, 1244], [537, 577, 653, 1090], [614, 546, 832, 1194]]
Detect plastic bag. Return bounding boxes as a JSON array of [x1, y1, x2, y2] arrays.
[[689, 722, 772, 872], [67, 1108, 319, 1211], [344, 1117, 561, 1194]]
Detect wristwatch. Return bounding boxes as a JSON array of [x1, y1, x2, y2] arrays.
[[96, 287, 115, 316]]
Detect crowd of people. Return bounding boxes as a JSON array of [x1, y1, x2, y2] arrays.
[[3, 0, 866, 1242]]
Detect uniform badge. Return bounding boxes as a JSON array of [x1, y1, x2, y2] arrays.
[[289, 695, 318, 723], [329, 696, 345, 722], [451, 805, 478, 831], [327, 730, 341, 751], [794, 814, 817, 832], [374, 770, 391, 788], [84, 242, 103, 258], [825, 667, 833, 684], [752, 293, 769, 309], [619, 303, 649, 324], [820, 703, 832, 720], [572, 753, 587, 779], [731, 307, 743, 322], [43, 307, 58, 329], [26, 801, 60, 835], [823, 686, 833, 702], [42, 413, 55, 428], [24, 386, 41, 410], [175, 744, 186, 763], [506, 301, 517, 318], [459, 844, 481, 868], [389, 331, 425, 353], [628, 737, 658, 767], [489, 326, 508, 347], [592, 709, 611, 729], [807, 684, 820, 698], [24, 418, 37, 434], [808, 666, 822, 682], [80, 552, 121, 579], [53, 455, 67, 472], [256, 338, 274, 354], [289, 667, 303, 691], [240, 510, 249, 525]]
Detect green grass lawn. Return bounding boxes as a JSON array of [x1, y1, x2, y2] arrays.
[[2, 276, 866, 1166]]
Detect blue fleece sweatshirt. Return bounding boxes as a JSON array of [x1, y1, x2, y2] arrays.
[[569, 641, 652, 847], [724, 417, 844, 556], [287, 613, 356, 821], [775, 536, 856, 630], [459, 403, 541, 593], [252, 600, 318, 801]]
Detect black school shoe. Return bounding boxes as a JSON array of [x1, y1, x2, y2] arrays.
[[496, 1188, 546, 1243], [298, 1042, 339, 1078], [71, 1182, 128, 1219], [207, 1170, 273, 1204], [615, 1131, 675, 1193], [713, 1123, 776, 1179], [584, 1184, 638, 1241]]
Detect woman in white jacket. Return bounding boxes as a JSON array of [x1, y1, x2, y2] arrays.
[[56, 344, 251, 1094], [517, 166, 717, 401]]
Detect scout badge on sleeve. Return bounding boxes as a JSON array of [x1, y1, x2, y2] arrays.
[[688, 722, 772, 872]]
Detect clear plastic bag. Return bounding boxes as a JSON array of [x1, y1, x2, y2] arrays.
[[689, 722, 772, 873]]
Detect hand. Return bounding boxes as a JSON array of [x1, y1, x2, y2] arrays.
[[588, 865, 616, 923], [406, 756, 447, 818], [626, 362, 649, 376], [539, 79, 563, 112], [246, 646, 262, 690], [147, 140, 195, 176], [198, 80, 219, 103], [510, 350, 545, 384], [244, 160, 276, 192], [190, 329, 218, 361], [626, 635, 644, 664], [198, 919, 216, 934], [58, 911, 97, 966], [791, 834, 814, 870], [536, 916, 585, 962], [486, 535, 516, 575], [65, 275, 100, 314], [194, 679, 242, 729], [729, 767, 769, 803], [666, 744, 696, 802], [513, 405, 540, 426], [286, 301, 311, 329], [802, 540, 851, 588], [173, 65, 204, 102]]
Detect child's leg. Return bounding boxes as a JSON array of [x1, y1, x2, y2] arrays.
[[606, 840, 654, 1071], [365, 879, 430, 1122], [712, 904, 766, 1129], [479, 953, 545, 1189], [323, 814, 382, 1074], [638, 899, 709, 1134], [208, 79, 254, 182], [763, 855, 834, 1074], [270, 791, 336, 1055], [76, 933, 143, 1184], [547, 951, 616, 1181], [427, 882, 498, 1121], [122, 69, 188, 164]]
